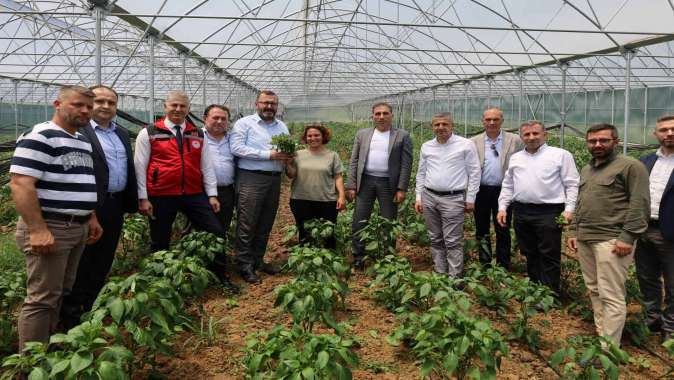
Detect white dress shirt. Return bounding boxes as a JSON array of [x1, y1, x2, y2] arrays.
[[365, 129, 390, 177], [650, 148, 674, 219], [204, 130, 235, 187], [415, 134, 481, 203], [134, 117, 217, 199], [498, 144, 579, 212]]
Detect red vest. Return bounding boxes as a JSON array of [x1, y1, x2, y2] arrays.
[[146, 118, 205, 196]]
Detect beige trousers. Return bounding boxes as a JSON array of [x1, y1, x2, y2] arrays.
[[577, 239, 634, 345], [15, 217, 89, 351]]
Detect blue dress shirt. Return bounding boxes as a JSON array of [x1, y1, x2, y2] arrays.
[[93, 120, 128, 193], [229, 113, 289, 172], [204, 130, 236, 186], [481, 130, 503, 186]]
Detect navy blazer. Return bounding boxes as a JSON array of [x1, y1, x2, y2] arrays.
[[641, 153, 674, 241], [81, 123, 139, 214]]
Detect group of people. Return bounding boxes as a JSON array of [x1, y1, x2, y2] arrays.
[[7, 84, 674, 354]]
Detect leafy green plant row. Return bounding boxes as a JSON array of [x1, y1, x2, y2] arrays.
[[1, 231, 226, 380], [243, 244, 360, 379]]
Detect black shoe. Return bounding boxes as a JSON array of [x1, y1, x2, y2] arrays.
[[353, 258, 365, 271], [220, 277, 241, 295], [240, 268, 261, 284], [259, 262, 281, 275]]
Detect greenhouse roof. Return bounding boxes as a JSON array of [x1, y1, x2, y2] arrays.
[[1, 0, 673, 107]]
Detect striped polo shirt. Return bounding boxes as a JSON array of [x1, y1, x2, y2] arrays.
[[10, 121, 97, 216]]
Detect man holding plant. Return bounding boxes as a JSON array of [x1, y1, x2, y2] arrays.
[[230, 90, 291, 283], [414, 112, 481, 278]]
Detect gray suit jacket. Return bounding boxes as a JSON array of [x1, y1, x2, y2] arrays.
[[471, 131, 524, 177], [346, 127, 414, 193]]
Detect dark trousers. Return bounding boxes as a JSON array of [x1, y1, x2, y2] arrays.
[[352, 175, 398, 259], [512, 202, 564, 296], [149, 193, 227, 276], [234, 170, 282, 271], [635, 223, 674, 333], [474, 185, 512, 269], [289, 198, 338, 249], [60, 193, 124, 329], [216, 184, 235, 238]]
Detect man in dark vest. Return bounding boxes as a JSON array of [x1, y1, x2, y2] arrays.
[[60, 85, 137, 329], [134, 91, 238, 292]]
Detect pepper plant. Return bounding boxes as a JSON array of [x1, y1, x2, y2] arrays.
[[355, 214, 403, 261], [243, 325, 357, 380], [507, 277, 554, 349], [464, 262, 515, 316], [550, 335, 630, 380], [274, 278, 344, 333], [284, 245, 350, 285]]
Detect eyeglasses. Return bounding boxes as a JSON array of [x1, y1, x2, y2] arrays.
[[586, 138, 614, 145], [257, 101, 278, 106], [490, 143, 499, 157]]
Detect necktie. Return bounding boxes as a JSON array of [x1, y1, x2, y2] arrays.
[[174, 125, 183, 153]]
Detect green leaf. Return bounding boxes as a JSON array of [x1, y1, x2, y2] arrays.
[[69, 351, 94, 375], [50, 359, 70, 376], [365, 241, 378, 251], [27, 367, 49, 380], [302, 367, 315, 380], [316, 351, 329, 369], [420, 360, 434, 377], [109, 298, 124, 323], [419, 283, 431, 298], [98, 361, 122, 379]]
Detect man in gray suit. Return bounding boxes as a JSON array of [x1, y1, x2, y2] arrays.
[[346, 102, 413, 269], [471, 107, 523, 269]]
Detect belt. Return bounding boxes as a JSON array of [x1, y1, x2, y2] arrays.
[[106, 191, 123, 198], [512, 202, 565, 210], [649, 219, 660, 227], [425, 188, 465, 196], [240, 169, 282, 177], [42, 211, 90, 224]]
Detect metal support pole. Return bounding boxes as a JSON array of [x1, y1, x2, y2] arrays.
[[623, 50, 634, 155], [583, 90, 589, 129], [542, 94, 546, 123], [560, 63, 568, 148], [181, 53, 187, 92], [486, 76, 493, 107], [518, 70, 524, 125], [217, 73, 222, 105], [432, 88, 437, 115], [202, 64, 208, 114], [464, 82, 469, 137], [94, 5, 104, 85], [148, 35, 156, 123], [13, 80, 19, 139], [610, 89, 615, 125], [643, 87, 648, 144], [399, 94, 405, 130], [43, 84, 49, 120]]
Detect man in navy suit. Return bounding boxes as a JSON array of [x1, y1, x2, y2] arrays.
[[636, 115, 674, 341], [60, 85, 138, 329]]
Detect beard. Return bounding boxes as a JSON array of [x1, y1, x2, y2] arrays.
[[258, 109, 276, 121]]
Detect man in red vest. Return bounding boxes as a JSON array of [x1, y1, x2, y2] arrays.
[[134, 91, 238, 293]]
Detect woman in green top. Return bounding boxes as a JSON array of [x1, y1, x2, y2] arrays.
[[285, 124, 346, 248]]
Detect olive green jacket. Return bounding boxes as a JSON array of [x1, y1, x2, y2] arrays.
[[569, 152, 650, 245]]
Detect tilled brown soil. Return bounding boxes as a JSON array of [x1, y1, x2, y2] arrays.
[[150, 185, 673, 379]]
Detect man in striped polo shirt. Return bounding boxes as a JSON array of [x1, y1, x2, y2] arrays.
[[10, 85, 103, 351]]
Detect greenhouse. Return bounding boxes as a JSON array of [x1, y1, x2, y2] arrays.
[[1, 0, 674, 378]]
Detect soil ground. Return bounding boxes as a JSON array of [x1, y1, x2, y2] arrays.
[[148, 184, 674, 379]]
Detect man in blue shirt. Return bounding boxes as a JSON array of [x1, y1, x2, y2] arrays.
[[230, 90, 292, 283], [60, 85, 138, 329], [471, 107, 523, 269]]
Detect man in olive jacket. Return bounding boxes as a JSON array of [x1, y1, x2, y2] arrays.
[[568, 123, 650, 346], [346, 102, 413, 269]]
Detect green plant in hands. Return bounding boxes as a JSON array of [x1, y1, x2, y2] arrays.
[[271, 133, 298, 154], [243, 325, 358, 380], [556, 213, 569, 227]]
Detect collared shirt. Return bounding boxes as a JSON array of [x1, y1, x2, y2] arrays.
[[415, 134, 481, 203], [204, 130, 235, 187], [481, 130, 503, 185], [92, 119, 127, 193], [650, 148, 674, 219], [569, 152, 650, 245], [364, 129, 390, 177], [134, 117, 218, 199], [498, 144, 579, 212], [229, 113, 289, 172]]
